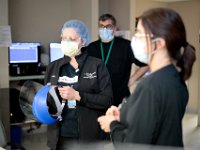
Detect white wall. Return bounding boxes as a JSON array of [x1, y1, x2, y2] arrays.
[[99, 0, 109, 15], [168, 0, 200, 116], [0, 0, 10, 142], [9, 0, 71, 64], [99, 0, 166, 33], [0, 0, 9, 88], [70, 0, 99, 41], [130, 0, 167, 32], [99, 0, 130, 30], [135, 0, 167, 16], [9, 0, 99, 65], [108, 0, 130, 30]]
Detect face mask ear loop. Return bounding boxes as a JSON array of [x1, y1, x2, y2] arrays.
[[148, 38, 158, 63], [151, 38, 158, 53], [153, 41, 157, 52]]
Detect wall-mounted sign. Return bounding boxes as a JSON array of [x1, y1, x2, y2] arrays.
[[0, 26, 12, 47]]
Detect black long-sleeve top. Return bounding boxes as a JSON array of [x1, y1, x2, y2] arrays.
[[110, 65, 188, 147], [45, 50, 113, 149], [87, 37, 146, 106]]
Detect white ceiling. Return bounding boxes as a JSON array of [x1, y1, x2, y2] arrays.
[[153, 0, 190, 2]]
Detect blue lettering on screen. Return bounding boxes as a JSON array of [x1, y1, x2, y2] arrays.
[[50, 43, 64, 62], [9, 43, 40, 64]]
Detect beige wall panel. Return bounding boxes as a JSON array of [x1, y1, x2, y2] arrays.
[[169, 1, 200, 113]]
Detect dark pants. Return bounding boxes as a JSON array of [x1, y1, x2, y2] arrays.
[[56, 136, 79, 150]]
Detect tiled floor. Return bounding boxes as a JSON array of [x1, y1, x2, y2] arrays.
[[21, 124, 48, 150], [182, 113, 200, 150], [20, 113, 200, 150]]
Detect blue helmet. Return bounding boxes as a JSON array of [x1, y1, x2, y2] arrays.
[[32, 85, 59, 124]]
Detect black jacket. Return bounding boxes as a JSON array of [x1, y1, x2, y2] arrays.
[[110, 65, 188, 147], [87, 37, 146, 106], [45, 51, 113, 149]]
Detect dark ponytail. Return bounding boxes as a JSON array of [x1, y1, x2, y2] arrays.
[[177, 43, 196, 81], [140, 8, 196, 81]]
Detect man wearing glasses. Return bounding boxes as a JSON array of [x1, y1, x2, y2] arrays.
[[87, 14, 148, 106]]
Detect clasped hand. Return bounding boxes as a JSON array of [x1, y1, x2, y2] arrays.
[[97, 106, 120, 132], [58, 86, 80, 101]]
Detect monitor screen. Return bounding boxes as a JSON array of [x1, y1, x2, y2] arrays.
[[9, 43, 40, 64], [50, 43, 64, 62]]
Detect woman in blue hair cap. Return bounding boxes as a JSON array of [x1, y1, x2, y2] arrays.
[[44, 20, 113, 150]]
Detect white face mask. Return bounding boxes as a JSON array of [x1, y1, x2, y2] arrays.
[[131, 36, 150, 64], [131, 36, 158, 64], [61, 40, 79, 57]]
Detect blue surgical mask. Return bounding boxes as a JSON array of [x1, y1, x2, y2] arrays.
[[99, 28, 114, 42]]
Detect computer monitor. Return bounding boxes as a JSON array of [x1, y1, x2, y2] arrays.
[[9, 42, 40, 64], [49, 43, 64, 62]]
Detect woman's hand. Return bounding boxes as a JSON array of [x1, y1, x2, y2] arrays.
[[58, 86, 80, 101], [97, 115, 116, 132], [106, 105, 120, 121], [97, 105, 120, 133]]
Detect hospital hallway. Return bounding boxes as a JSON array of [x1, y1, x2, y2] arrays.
[[19, 113, 200, 150]]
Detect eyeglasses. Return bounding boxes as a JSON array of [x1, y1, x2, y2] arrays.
[[133, 31, 154, 40], [99, 24, 114, 30]]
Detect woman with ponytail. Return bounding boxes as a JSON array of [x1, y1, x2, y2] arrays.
[[98, 8, 196, 147]]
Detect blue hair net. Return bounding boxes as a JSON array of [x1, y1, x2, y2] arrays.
[[61, 19, 91, 46]]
